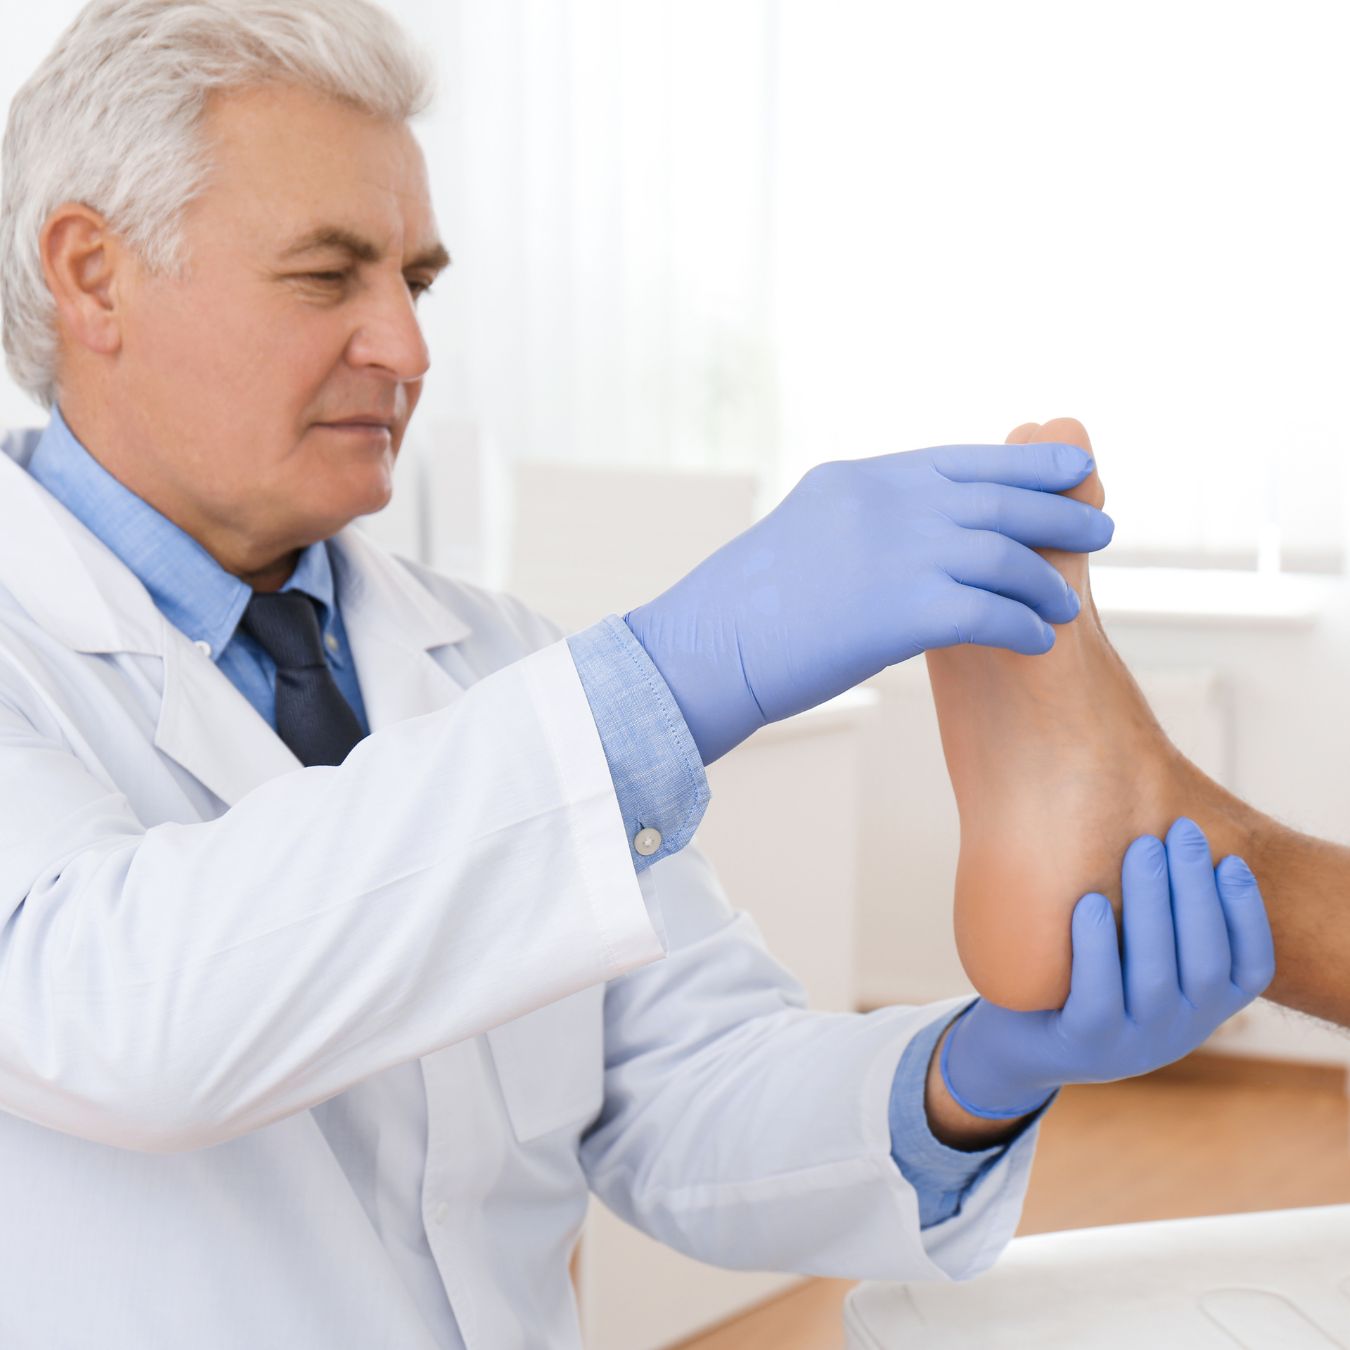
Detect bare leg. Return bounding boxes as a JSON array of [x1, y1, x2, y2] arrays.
[[927, 418, 1350, 1024], [1232, 816, 1350, 1027]]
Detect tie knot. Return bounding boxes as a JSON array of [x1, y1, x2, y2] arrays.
[[240, 591, 329, 671]]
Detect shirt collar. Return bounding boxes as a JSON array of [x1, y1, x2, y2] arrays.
[[27, 406, 339, 661]]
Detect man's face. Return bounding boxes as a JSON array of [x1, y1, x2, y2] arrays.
[[114, 82, 446, 558]]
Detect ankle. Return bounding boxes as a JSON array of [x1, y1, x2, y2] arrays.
[[1164, 754, 1262, 864]]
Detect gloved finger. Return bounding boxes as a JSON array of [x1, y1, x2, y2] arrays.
[[928, 582, 1055, 655], [1214, 855, 1276, 998], [942, 531, 1081, 625], [928, 442, 1095, 492], [945, 480, 1115, 554], [1165, 817, 1233, 1005], [1120, 834, 1180, 1023], [1060, 893, 1125, 1035], [1036, 417, 1093, 456]]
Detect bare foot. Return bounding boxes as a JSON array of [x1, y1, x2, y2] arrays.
[[927, 418, 1248, 1010]]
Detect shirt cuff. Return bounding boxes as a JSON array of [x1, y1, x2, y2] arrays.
[[888, 1002, 1056, 1229], [566, 615, 711, 873]]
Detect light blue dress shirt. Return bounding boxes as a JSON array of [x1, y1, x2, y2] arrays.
[[30, 405, 1022, 1229], [564, 629, 1044, 1227], [29, 407, 369, 737]]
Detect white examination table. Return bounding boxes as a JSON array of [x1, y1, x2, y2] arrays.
[[845, 1205, 1350, 1348]]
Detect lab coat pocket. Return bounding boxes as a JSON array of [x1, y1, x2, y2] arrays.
[[486, 984, 605, 1143]]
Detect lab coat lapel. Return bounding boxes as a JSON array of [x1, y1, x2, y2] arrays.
[[326, 527, 471, 730], [0, 440, 162, 657], [154, 628, 304, 804], [0, 447, 297, 803], [161, 530, 476, 801], [0, 446, 471, 805]]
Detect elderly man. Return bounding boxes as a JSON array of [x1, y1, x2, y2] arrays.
[[0, 2, 1271, 1346]]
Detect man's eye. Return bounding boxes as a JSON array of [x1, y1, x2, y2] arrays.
[[302, 271, 348, 285], [407, 278, 436, 299]]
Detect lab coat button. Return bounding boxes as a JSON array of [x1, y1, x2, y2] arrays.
[[194, 639, 213, 658], [633, 827, 662, 857], [430, 1200, 449, 1226]]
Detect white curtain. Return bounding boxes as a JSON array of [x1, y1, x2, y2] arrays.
[[4, 0, 1347, 572], [405, 0, 780, 479], [771, 0, 1350, 572], [426, 0, 1350, 572]]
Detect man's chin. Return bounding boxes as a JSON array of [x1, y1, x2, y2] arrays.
[[343, 480, 398, 528], [286, 487, 393, 546]]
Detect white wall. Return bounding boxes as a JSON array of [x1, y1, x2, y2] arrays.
[[1109, 602, 1350, 852]]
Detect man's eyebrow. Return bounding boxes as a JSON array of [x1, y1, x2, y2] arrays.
[[278, 227, 451, 274], [410, 241, 452, 273]]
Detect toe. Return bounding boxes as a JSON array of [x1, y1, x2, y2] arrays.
[[1037, 416, 1093, 455], [1005, 422, 1043, 445], [1038, 416, 1104, 510]]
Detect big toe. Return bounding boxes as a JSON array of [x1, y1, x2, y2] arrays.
[[1038, 416, 1093, 455], [1039, 415, 1105, 509], [1005, 421, 1043, 445]]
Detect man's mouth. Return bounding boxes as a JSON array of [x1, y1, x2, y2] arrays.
[[318, 417, 395, 431]]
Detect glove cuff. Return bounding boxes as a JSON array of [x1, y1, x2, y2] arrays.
[[940, 1004, 1058, 1120]]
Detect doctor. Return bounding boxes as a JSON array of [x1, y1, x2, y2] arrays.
[[0, 1, 1272, 1346]]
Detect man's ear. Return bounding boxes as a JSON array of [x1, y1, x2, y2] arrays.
[[40, 202, 124, 359]]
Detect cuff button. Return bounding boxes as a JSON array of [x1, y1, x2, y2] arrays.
[[633, 827, 663, 857]]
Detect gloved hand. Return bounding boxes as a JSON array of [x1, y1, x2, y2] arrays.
[[941, 818, 1276, 1119], [624, 442, 1113, 764]]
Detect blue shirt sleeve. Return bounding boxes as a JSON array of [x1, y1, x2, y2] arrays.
[[570, 614, 1048, 1223], [566, 614, 711, 873], [889, 1003, 1057, 1228]]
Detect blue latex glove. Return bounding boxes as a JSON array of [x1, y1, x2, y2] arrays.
[[624, 443, 1113, 764], [941, 818, 1277, 1119]]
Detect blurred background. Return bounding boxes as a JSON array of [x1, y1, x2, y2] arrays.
[[4, 3, 1350, 1347]]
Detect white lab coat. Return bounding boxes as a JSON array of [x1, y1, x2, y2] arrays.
[[0, 429, 1040, 1349]]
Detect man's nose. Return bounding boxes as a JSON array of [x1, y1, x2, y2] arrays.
[[345, 281, 432, 383]]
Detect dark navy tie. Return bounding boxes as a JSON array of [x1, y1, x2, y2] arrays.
[[239, 591, 365, 767]]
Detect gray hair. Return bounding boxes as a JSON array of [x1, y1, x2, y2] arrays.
[[0, 0, 434, 409]]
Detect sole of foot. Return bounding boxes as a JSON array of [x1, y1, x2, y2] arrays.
[[926, 417, 1225, 1010]]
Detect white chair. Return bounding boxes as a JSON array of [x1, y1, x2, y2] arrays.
[[844, 1204, 1350, 1348], [507, 460, 760, 635]]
